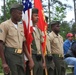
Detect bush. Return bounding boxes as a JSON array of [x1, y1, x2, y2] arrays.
[[0, 59, 3, 73]]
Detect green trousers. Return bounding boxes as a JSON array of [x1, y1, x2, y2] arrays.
[[25, 54, 43, 75], [52, 55, 67, 75], [44, 56, 55, 75], [43, 68, 54, 75], [32, 54, 43, 75], [4, 47, 25, 75]]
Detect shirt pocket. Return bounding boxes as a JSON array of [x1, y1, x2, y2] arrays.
[[20, 30, 25, 41], [60, 39, 63, 44], [53, 38, 58, 44], [34, 32, 40, 40], [20, 31, 24, 36], [8, 27, 17, 36]]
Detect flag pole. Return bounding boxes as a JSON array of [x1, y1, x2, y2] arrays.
[[74, 0, 76, 22], [34, 0, 48, 75], [48, 0, 51, 23], [30, 47, 33, 75]]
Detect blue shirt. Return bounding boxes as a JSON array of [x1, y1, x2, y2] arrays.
[[63, 39, 73, 55]]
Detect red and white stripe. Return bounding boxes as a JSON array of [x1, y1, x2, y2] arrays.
[[22, 8, 33, 54]]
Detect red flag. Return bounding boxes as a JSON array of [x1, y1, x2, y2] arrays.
[[34, 0, 47, 55], [22, 0, 33, 54]]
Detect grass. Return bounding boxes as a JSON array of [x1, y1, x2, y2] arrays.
[[66, 68, 74, 75], [0, 73, 4, 75], [0, 69, 73, 75]]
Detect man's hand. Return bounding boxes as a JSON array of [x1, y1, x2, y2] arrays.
[[28, 59, 34, 70], [24, 60, 27, 72], [2, 63, 10, 74], [42, 62, 46, 69]]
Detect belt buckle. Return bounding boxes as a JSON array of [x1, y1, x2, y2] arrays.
[[59, 54, 61, 57], [15, 49, 22, 54], [59, 54, 63, 58]]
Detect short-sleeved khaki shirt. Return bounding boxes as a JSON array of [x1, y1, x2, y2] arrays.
[[0, 19, 25, 48], [49, 31, 64, 56], [46, 33, 52, 55], [32, 26, 44, 54]]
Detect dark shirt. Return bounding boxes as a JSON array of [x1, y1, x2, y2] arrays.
[[64, 49, 75, 58]]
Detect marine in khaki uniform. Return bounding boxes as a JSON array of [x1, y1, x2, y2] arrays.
[[0, 3, 34, 75], [43, 16, 55, 75], [31, 8, 46, 75], [49, 21, 66, 75], [44, 32, 55, 75]]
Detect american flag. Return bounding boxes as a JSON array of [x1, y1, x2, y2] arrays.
[[22, 0, 33, 54]]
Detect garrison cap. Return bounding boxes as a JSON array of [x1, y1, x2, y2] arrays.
[[50, 21, 60, 25], [32, 8, 39, 14], [10, 3, 23, 11]]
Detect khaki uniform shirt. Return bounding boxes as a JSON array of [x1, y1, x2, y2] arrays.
[[49, 31, 64, 56], [46, 33, 52, 55], [0, 19, 25, 49], [32, 26, 44, 54]]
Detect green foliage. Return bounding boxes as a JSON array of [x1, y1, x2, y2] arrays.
[[71, 22, 76, 34], [0, 0, 18, 23], [71, 22, 76, 40], [60, 21, 71, 41], [0, 59, 3, 73], [52, 6, 66, 22], [0, 73, 4, 75], [43, 0, 72, 22]]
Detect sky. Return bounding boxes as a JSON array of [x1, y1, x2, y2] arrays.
[[62, 0, 74, 22], [0, 1, 3, 16], [0, 0, 75, 22]]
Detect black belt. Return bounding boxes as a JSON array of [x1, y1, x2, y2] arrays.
[[5, 46, 22, 54], [45, 55, 53, 61], [32, 54, 42, 61]]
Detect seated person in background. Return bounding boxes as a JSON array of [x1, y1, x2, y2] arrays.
[[64, 41, 76, 75], [63, 33, 74, 55]]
